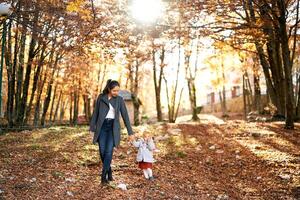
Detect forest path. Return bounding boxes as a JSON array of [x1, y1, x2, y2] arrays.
[[0, 115, 299, 199]]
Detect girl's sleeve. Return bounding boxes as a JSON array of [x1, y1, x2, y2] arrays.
[[132, 139, 140, 148], [147, 138, 156, 151]]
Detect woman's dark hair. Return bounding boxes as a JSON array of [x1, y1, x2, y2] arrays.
[[102, 79, 120, 94]]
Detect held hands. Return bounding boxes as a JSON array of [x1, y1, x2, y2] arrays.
[[128, 134, 136, 142], [89, 131, 95, 135], [88, 131, 94, 140]]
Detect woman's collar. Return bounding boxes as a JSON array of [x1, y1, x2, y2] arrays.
[[100, 93, 109, 105]]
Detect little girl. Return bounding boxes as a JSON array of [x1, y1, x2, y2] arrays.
[[132, 131, 156, 181]]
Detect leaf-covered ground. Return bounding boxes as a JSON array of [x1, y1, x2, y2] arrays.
[[0, 115, 299, 200]]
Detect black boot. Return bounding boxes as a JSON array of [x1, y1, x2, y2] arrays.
[[108, 167, 114, 181], [101, 170, 108, 185]]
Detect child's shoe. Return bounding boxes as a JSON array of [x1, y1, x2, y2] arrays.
[[148, 176, 154, 181]]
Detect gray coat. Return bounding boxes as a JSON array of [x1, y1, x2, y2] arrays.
[[132, 138, 156, 163], [89, 93, 134, 147]]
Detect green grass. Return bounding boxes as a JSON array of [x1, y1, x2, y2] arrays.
[[51, 171, 65, 179], [30, 143, 42, 150], [176, 151, 187, 158]]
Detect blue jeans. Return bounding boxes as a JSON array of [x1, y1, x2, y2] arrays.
[[98, 118, 114, 175]]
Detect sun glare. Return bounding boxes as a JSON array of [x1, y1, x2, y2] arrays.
[[130, 0, 164, 23]]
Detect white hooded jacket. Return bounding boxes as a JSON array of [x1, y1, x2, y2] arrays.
[[132, 138, 156, 163]]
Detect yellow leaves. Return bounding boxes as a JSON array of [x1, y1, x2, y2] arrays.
[[67, 0, 85, 12], [67, 0, 92, 20], [256, 18, 265, 27], [211, 77, 225, 89]]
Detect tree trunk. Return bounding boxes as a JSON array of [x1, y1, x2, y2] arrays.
[[17, 10, 39, 125], [60, 98, 68, 123], [5, 20, 14, 127], [15, 24, 27, 123], [246, 0, 286, 116], [133, 59, 140, 126], [24, 45, 47, 124], [49, 81, 58, 124], [164, 36, 183, 123], [152, 44, 164, 122], [242, 74, 247, 119], [33, 67, 47, 126], [188, 79, 199, 121], [296, 74, 300, 119], [278, 11, 295, 129], [253, 63, 262, 113], [69, 93, 73, 125], [83, 94, 91, 122], [41, 55, 59, 126], [53, 90, 62, 123], [72, 91, 79, 125], [221, 63, 227, 117]]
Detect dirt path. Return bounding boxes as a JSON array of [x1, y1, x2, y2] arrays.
[[0, 116, 299, 200]]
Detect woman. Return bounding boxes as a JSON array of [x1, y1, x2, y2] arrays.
[[89, 79, 135, 184]]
